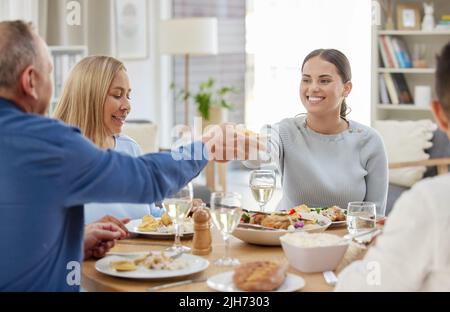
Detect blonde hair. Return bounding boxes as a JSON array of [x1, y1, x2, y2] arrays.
[[53, 56, 126, 148]]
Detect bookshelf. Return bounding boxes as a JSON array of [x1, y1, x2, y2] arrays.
[[371, 0, 450, 124], [48, 46, 87, 115]]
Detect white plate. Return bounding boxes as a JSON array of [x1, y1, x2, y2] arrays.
[[95, 252, 209, 279], [126, 219, 194, 239], [207, 271, 305, 292], [232, 215, 331, 246], [314, 208, 347, 228]]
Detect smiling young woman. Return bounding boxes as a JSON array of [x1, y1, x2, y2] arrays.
[[53, 56, 163, 223], [245, 49, 388, 216]]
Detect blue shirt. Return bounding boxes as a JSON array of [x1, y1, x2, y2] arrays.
[[0, 98, 208, 291], [84, 134, 163, 223]]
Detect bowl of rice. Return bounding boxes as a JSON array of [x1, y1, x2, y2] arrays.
[[280, 232, 350, 273]]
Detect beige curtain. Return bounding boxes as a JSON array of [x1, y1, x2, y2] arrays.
[[41, 0, 114, 55]]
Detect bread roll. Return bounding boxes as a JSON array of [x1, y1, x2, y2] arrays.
[[233, 261, 287, 291]]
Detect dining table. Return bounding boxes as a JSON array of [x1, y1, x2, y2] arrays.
[[81, 224, 371, 292]]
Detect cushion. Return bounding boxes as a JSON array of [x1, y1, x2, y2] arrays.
[[122, 120, 159, 153], [374, 119, 437, 187]]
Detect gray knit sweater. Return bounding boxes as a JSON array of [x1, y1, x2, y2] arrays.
[[245, 116, 388, 216]]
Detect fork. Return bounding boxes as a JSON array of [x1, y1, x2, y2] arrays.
[[106, 251, 183, 261]]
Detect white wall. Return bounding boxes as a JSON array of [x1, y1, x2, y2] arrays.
[[118, 1, 155, 122], [0, 0, 38, 24], [121, 0, 173, 147], [246, 0, 373, 131]]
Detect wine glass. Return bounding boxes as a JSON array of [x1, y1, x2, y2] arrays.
[[163, 182, 193, 254], [249, 169, 276, 212], [210, 192, 242, 266], [346, 201, 376, 238]]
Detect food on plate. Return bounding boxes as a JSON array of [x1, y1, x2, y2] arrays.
[[281, 232, 347, 248], [110, 251, 187, 272], [160, 212, 172, 226], [233, 261, 288, 291], [110, 260, 137, 272], [240, 204, 329, 231], [137, 213, 193, 233], [138, 214, 160, 232], [261, 215, 291, 230], [318, 206, 346, 222]]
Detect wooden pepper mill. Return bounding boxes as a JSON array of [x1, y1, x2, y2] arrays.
[[192, 204, 212, 255]]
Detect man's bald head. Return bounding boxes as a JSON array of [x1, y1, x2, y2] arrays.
[[0, 20, 53, 114], [0, 21, 39, 92]]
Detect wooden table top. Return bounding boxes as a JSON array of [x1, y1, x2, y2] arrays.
[[82, 226, 366, 292]]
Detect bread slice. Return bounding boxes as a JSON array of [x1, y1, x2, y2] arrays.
[[233, 261, 288, 291]]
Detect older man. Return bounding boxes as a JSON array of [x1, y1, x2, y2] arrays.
[[0, 20, 248, 291], [335, 42, 450, 291]]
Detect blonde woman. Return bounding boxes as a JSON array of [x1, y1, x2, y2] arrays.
[[54, 56, 163, 223]]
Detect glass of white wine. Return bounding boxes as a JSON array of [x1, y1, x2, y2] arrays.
[[210, 192, 242, 266], [163, 182, 193, 254], [249, 169, 276, 213]]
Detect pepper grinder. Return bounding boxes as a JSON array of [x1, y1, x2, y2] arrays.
[[192, 204, 212, 255]]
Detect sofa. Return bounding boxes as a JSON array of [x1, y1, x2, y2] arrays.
[[386, 128, 450, 215]]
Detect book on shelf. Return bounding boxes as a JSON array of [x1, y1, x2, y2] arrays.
[[379, 73, 413, 105], [391, 37, 412, 68], [391, 73, 413, 104], [381, 36, 400, 68], [383, 73, 399, 105], [378, 36, 392, 68], [378, 74, 391, 104], [436, 15, 450, 30], [378, 35, 413, 69]]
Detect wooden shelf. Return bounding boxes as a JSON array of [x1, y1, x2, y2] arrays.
[[48, 46, 88, 53], [378, 68, 435, 74], [378, 30, 450, 36], [376, 104, 431, 111]]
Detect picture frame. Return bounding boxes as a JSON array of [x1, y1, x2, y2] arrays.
[[396, 3, 422, 30], [115, 0, 148, 60]]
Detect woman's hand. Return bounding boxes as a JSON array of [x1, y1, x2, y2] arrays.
[[95, 214, 130, 236], [83, 222, 127, 260]]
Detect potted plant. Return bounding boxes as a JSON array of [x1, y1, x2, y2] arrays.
[[173, 78, 237, 125]]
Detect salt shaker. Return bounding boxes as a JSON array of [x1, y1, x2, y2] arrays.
[[192, 204, 212, 255]]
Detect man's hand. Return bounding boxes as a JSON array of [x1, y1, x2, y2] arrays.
[[202, 124, 265, 162], [95, 214, 130, 236], [83, 222, 127, 260]]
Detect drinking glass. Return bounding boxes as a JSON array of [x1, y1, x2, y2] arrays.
[[346, 202, 376, 236], [210, 192, 242, 266], [163, 182, 193, 254], [249, 169, 276, 212]]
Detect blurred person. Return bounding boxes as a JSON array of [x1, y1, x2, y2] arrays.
[[335, 41, 450, 292]]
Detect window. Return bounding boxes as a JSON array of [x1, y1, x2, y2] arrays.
[[246, 0, 372, 130]]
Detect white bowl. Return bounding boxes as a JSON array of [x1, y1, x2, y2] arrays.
[[280, 232, 350, 273]]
